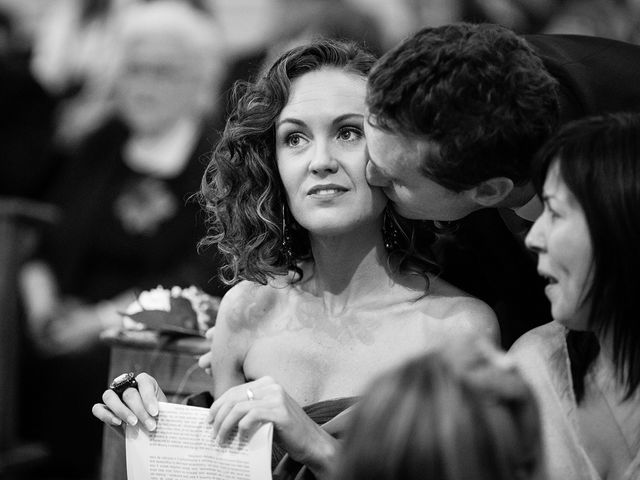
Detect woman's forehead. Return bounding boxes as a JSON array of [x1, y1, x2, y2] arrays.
[[544, 161, 581, 210], [280, 68, 366, 118]]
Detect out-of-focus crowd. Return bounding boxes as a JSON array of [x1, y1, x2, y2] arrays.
[[1, 1, 639, 479], [3, 0, 640, 164]]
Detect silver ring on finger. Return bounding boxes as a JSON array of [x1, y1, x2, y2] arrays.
[[246, 388, 255, 401]]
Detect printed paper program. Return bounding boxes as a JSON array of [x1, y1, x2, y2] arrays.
[[125, 402, 273, 480]]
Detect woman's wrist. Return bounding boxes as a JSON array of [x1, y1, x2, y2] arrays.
[[95, 300, 122, 330], [303, 428, 339, 480]]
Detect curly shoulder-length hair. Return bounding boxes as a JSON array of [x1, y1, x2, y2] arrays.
[[200, 38, 438, 286]]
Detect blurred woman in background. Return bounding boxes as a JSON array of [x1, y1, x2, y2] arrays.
[[21, 0, 227, 356], [19, 2, 227, 477]]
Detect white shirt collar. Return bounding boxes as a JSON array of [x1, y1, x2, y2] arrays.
[[513, 194, 543, 222], [124, 118, 199, 178]]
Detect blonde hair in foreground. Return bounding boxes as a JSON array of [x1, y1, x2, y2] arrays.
[[335, 338, 545, 480]]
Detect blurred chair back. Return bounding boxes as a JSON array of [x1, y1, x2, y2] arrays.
[[0, 197, 58, 474]]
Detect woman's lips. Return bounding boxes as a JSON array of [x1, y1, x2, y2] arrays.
[[307, 184, 348, 197]]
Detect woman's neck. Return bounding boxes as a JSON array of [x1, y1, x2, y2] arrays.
[[304, 222, 396, 315]]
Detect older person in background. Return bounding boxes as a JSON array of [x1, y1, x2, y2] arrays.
[[510, 113, 640, 480], [21, 0, 227, 357], [18, 2, 227, 477], [334, 338, 545, 480], [30, 0, 216, 148]]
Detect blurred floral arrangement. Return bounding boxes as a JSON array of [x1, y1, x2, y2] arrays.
[[122, 286, 220, 336]]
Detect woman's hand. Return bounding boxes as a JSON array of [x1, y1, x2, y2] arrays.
[[42, 301, 104, 354], [208, 376, 338, 477], [32, 290, 135, 356], [91, 372, 167, 432]]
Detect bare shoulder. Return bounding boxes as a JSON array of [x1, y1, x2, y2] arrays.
[[418, 275, 500, 343], [509, 321, 564, 358], [210, 280, 285, 396], [446, 296, 499, 343], [216, 279, 283, 333]]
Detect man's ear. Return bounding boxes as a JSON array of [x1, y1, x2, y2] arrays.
[[469, 177, 514, 207]]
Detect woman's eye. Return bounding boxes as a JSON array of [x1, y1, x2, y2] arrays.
[[338, 127, 363, 142], [286, 133, 305, 147], [545, 204, 559, 220]]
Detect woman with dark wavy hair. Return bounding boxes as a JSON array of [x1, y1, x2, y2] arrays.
[[93, 38, 497, 478], [510, 112, 640, 480]]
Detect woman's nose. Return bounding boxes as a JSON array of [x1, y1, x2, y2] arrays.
[[309, 143, 338, 174], [524, 217, 545, 254]]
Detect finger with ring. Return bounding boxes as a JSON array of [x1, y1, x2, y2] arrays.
[[246, 388, 255, 401], [110, 372, 138, 399]]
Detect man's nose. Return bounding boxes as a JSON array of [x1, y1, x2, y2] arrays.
[[365, 160, 389, 187]]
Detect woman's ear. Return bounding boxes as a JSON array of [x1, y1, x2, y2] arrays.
[[469, 177, 514, 207]]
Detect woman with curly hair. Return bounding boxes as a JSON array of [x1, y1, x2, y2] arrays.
[[93, 38, 498, 479]]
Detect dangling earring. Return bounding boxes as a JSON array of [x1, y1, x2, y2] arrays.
[[382, 208, 402, 251], [282, 203, 294, 266]]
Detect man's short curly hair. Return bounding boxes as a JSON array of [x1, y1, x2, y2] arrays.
[[366, 23, 560, 191]]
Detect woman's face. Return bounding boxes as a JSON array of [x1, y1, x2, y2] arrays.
[[116, 36, 206, 134], [275, 68, 386, 237], [525, 161, 593, 329]]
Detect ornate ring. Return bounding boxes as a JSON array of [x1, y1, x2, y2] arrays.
[[110, 372, 138, 399], [246, 388, 255, 401]]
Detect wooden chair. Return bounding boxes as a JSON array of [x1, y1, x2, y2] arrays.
[[0, 198, 59, 477]]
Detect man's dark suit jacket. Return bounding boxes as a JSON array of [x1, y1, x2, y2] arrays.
[[436, 34, 640, 348]]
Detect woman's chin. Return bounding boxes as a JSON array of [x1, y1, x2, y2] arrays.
[[551, 310, 590, 331], [303, 217, 381, 240]]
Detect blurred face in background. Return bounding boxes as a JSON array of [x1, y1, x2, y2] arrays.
[[116, 35, 208, 134], [0, 0, 50, 43]]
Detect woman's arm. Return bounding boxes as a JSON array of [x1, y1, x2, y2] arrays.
[[208, 282, 254, 397], [18, 260, 60, 339], [20, 260, 136, 354], [206, 283, 340, 479]]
